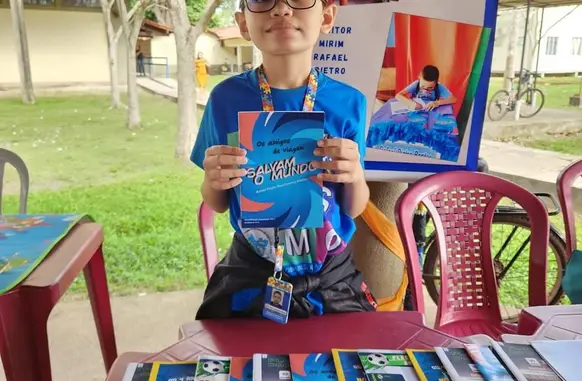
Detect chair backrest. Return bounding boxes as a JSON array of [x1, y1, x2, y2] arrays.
[[395, 171, 550, 326], [0, 148, 29, 215], [557, 159, 582, 256], [197, 201, 219, 280]]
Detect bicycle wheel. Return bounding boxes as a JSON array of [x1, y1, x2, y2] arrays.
[[519, 88, 545, 118], [487, 90, 511, 121], [422, 213, 566, 319]]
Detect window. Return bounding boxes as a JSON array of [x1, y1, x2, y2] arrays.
[[517, 36, 525, 47], [61, 0, 99, 7], [23, 0, 54, 5], [572, 37, 582, 56], [545, 37, 558, 55]]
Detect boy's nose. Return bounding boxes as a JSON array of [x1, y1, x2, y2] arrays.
[[271, 0, 293, 16]]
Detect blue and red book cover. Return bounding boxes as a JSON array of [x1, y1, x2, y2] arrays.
[[290, 353, 338, 381], [238, 111, 325, 229]]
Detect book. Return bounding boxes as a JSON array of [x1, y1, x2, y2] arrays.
[[150, 361, 198, 381], [331, 349, 367, 381], [463, 345, 513, 381], [406, 349, 451, 381], [122, 363, 154, 381], [195, 356, 231, 381], [389, 101, 411, 115], [531, 340, 582, 381], [238, 111, 325, 229], [490, 342, 561, 381], [289, 353, 338, 381], [434, 347, 484, 381], [253, 354, 292, 381], [229, 357, 253, 381], [358, 350, 420, 380]]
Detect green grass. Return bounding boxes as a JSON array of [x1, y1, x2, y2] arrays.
[[523, 133, 582, 156], [0, 91, 233, 295], [487, 77, 582, 110]]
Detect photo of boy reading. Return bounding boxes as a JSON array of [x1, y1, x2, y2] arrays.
[[395, 65, 457, 111]]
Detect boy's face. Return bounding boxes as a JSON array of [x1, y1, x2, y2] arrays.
[[418, 75, 437, 93], [235, 0, 337, 56]]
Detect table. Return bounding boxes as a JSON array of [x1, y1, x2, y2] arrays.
[[366, 100, 460, 161], [106, 311, 465, 381], [501, 305, 582, 344]]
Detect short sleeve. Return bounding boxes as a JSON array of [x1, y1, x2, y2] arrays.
[[343, 93, 367, 170], [438, 83, 452, 98], [405, 80, 419, 95], [190, 97, 220, 169]]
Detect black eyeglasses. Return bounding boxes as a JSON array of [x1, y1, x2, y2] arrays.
[[241, 0, 320, 13]]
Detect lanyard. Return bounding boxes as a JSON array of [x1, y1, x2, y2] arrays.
[[256, 65, 319, 276]]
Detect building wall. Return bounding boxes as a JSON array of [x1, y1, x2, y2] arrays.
[[491, 6, 582, 75], [0, 9, 127, 85]]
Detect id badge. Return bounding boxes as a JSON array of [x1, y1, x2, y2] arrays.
[[263, 276, 293, 324]]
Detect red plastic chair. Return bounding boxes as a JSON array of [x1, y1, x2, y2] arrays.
[[395, 171, 550, 340], [557, 159, 582, 257], [198, 202, 219, 279]]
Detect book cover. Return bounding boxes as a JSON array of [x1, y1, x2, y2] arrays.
[[531, 340, 581, 381], [406, 350, 451, 381], [491, 342, 561, 381], [357, 350, 419, 380], [434, 347, 484, 381], [195, 356, 231, 381], [238, 111, 325, 229], [229, 357, 253, 381], [253, 354, 292, 381], [463, 345, 514, 381], [290, 353, 338, 381], [122, 363, 154, 381], [331, 349, 367, 381], [149, 361, 198, 381]]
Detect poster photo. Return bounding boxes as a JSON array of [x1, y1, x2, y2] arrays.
[[312, 0, 497, 181]]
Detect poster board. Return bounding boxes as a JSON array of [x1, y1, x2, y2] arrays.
[[312, 0, 498, 182]]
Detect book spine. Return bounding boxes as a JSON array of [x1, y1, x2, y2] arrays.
[[489, 343, 527, 381]]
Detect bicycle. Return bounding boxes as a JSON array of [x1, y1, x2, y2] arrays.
[[487, 69, 546, 122], [410, 158, 568, 321]]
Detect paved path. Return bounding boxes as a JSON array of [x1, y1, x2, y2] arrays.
[[137, 77, 208, 106]]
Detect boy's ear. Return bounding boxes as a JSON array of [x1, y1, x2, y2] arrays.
[[320, 3, 338, 34], [235, 11, 252, 41]]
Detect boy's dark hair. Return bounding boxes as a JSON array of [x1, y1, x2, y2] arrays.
[[421, 65, 439, 82]]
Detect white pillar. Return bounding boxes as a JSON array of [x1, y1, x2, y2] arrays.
[[236, 46, 243, 72], [252, 44, 262, 68]]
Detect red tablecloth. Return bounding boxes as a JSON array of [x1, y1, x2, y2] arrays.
[[107, 312, 465, 381]]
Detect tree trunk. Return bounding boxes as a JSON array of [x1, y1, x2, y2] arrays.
[[9, 0, 35, 104], [168, 0, 198, 159], [504, 9, 520, 92], [351, 181, 407, 303], [101, 0, 123, 109], [126, 42, 141, 129]]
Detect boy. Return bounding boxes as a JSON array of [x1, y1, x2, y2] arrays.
[[395, 65, 457, 112], [190, 0, 377, 319]]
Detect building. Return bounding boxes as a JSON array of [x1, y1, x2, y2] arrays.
[[149, 25, 254, 75], [0, 0, 130, 88], [491, 5, 582, 75]]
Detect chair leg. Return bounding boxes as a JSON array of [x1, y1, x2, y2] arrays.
[[84, 244, 118, 371], [0, 291, 40, 381]]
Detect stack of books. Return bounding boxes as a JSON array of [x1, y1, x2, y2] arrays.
[[122, 340, 580, 381]]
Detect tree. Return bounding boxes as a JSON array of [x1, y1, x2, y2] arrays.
[[100, 0, 125, 109], [167, 0, 224, 159], [117, 0, 152, 129], [9, 0, 35, 104]]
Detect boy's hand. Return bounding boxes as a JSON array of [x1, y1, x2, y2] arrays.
[[203, 145, 247, 190], [312, 138, 364, 184], [409, 100, 422, 110], [425, 101, 440, 111]]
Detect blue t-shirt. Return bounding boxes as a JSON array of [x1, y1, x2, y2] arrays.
[[191, 69, 366, 276], [405, 80, 452, 102]]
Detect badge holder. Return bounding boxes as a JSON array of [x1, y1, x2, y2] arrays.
[[263, 229, 293, 324]]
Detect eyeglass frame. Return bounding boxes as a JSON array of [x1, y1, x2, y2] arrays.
[[240, 0, 326, 13]]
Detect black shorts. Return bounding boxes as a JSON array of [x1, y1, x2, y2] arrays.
[[195, 233, 377, 319]]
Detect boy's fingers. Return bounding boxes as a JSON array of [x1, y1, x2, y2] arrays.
[[317, 172, 352, 183], [205, 145, 246, 158], [312, 160, 352, 172], [210, 178, 242, 190], [317, 138, 356, 149], [207, 168, 246, 180], [203, 154, 247, 169]]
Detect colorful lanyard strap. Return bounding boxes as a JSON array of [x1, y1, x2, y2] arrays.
[[256, 65, 319, 276]]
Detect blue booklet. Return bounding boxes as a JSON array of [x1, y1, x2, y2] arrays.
[[464, 344, 513, 381], [238, 111, 325, 228]]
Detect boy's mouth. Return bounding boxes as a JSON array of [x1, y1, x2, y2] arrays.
[[266, 22, 300, 32]]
